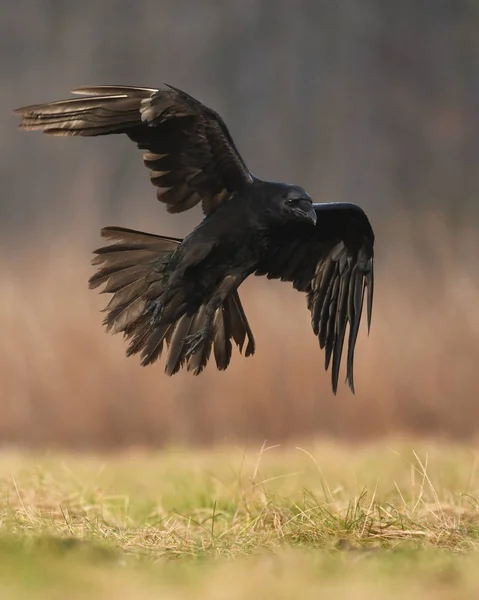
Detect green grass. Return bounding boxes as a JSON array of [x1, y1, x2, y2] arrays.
[[2, 441, 479, 598]]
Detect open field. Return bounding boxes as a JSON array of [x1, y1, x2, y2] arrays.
[[3, 2, 479, 596], [1, 214, 479, 595], [2, 442, 479, 598]]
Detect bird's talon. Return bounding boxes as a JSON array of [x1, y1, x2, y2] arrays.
[[184, 331, 207, 359], [149, 300, 164, 326]]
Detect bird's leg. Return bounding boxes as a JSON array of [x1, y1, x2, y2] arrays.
[[147, 266, 185, 326], [183, 310, 216, 359], [184, 271, 246, 359], [149, 241, 215, 331], [148, 298, 164, 326]]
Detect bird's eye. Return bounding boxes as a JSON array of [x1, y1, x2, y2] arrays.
[[286, 198, 294, 206]]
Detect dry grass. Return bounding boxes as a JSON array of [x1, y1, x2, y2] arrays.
[[2, 442, 479, 598], [0, 210, 479, 448]]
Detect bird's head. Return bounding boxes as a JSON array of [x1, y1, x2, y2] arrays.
[[276, 185, 317, 226]]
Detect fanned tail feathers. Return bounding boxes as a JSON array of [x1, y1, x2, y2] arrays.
[[89, 226, 255, 375]]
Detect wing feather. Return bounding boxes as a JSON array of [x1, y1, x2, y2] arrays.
[[14, 84, 254, 215], [256, 202, 374, 394]]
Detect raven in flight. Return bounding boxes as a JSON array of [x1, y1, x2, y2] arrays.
[[14, 84, 374, 393]]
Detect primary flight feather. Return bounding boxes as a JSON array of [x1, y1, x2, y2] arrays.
[[14, 84, 374, 393]]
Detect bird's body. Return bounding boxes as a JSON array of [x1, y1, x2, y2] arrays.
[[14, 84, 375, 393], [123, 181, 317, 358]]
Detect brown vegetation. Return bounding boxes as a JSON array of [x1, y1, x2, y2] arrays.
[[0, 211, 478, 449]]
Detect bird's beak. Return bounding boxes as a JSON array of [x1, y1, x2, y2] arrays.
[[307, 205, 317, 226], [300, 205, 317, 226], [293, 201, 317, 226]]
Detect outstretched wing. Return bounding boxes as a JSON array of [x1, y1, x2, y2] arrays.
[[14, 84, 254, 215], [255, 202, 374, 394]]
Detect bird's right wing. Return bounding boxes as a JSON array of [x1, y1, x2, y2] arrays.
[[255, 203, 374, 394], [14, 85, 254, 215]]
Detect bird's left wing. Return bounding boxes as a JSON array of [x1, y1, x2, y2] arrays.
[[255, 203, 374, 394], [14, 84, 253, 216]]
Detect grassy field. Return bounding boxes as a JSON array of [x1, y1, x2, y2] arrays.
[[0, 214, 479, 597], [2, 441, 479, 598]]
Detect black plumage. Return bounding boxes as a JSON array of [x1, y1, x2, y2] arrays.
[[14, 84, 374, 393]]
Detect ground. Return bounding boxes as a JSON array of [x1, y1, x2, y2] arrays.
[[1, 440, 479, 598]]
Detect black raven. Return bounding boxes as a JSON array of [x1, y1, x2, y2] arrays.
[[14, 84, 374, 393]]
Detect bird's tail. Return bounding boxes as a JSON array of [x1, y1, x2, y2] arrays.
[[89, 226, 255, 375]]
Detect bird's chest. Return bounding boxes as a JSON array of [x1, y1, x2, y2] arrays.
[[212, 230, 260, 270]]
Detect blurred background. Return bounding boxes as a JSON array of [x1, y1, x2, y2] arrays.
[[1, 0, 478, 449]]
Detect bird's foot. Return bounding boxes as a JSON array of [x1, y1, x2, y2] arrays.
[[148, 299, 164, 326], [184, 329, 209, 359]]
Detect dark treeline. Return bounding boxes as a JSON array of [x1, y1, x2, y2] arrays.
[[2, 0, 478, 239]]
